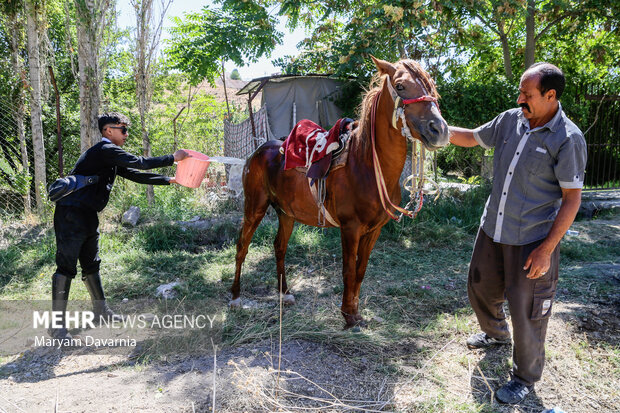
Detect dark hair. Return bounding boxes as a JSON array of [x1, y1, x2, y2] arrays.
[[98, 112, 131, 133], [527, 62, 565, 99]]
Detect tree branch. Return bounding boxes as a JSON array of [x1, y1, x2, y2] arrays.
[[473, 11, 500, 36], [535, 12, 575, 42]]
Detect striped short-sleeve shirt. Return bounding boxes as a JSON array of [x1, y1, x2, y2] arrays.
[[473, 104, 587, 246]]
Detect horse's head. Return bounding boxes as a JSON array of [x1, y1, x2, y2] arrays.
[[371, 56, 450, 151]]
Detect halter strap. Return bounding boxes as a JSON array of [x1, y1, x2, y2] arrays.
[[385, 77, 437, 108], [402, 95, 437, 104]]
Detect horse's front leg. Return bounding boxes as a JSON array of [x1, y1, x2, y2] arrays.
[[340, 226, 362, 328], [274, 212, 295, 305], [352, 228, 383, 323]]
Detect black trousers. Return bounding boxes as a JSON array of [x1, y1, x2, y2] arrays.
[[54, 205, 101, 278], [468, 229, 560, 386]]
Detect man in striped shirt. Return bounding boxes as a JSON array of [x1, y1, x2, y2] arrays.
[[449, 63, 587, 404]]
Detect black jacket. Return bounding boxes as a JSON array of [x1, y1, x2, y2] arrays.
[[57, 140, 174, 212]]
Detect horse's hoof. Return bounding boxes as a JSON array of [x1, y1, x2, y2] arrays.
[[343, 316, 366, 330], [281, 294, 295, 305], [229, 298, 242, 308], [344, 322, 366, 331]]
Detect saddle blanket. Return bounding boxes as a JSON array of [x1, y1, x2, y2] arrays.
[[282, 119, 349, 172]]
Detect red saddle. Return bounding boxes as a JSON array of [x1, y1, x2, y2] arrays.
[[282, 119, 342, 169], [282, 118, 353, 183]]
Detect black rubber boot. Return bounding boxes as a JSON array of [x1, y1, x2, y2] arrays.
[[48, 273, 73, 339], [82, 272, 125, 323]]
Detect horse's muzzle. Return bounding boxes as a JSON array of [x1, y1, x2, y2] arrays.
[[418, 117, 450, 151]]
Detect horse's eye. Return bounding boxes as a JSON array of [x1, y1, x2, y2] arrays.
[[396, 84, 404, 91]]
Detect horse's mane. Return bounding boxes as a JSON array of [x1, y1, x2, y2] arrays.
[[352, 59, 439, 155]]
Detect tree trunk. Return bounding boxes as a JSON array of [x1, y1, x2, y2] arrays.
[[496, 18, 513, 80], [8, 7, 31, 214], [48, 66, 64, 177], [498, 32, 513, 80], [132, 0, 171, 203], [26, 0, 46, 213], [524, 0, 536, 69], [135, 0, 154, 203], [75, 0, 111, 152]]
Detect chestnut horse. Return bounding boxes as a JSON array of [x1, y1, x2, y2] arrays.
[[230, 57, 450, 327]]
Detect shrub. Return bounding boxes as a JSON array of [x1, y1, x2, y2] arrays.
[[436, 77, 516, 177]]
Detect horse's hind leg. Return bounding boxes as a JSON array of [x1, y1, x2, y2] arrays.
[[230, 191, 269, 307], [274, 212, 295, 305]]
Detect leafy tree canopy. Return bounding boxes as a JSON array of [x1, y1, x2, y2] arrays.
[[165, 0, 282, 86], [264, 0, 618, 86]]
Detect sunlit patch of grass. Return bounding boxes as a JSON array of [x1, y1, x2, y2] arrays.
[[561, 238, 620, 263]]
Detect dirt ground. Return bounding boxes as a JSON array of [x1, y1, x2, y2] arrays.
[[0, 216, 618, 412]]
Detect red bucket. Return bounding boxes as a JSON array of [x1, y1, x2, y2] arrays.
[[174, 149, 210, 188]]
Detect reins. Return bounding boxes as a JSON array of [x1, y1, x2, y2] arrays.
[[370, 77, 441, 221]]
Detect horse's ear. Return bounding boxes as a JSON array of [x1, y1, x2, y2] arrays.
[[371, 55, 396, 77]]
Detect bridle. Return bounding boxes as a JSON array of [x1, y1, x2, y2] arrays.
[[385, 76, 438, 141], [370, 75, 440, 221]]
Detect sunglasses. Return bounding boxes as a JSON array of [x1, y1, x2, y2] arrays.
[[108, 126, 129, 134]]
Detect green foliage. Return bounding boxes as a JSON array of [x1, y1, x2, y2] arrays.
[[269, 0, 619, 92], [0, 158, 31, 196], [148, 92, 229, 157], [437, 76, 518, 128], [230, 68, 240, 80], [166, 2, 282, 85], [438, 144, 486, 178], [384, 184, 491, 247], [435, 76, 517, 177], [272, 0, 448, 80], [331, 79, 365, 119]]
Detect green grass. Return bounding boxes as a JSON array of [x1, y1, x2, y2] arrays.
[[561, 237, 620, 263]]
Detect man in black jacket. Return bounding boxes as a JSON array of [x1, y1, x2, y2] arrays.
[[50, 112, 188, 339]]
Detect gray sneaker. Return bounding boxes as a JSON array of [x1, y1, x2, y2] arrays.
[[496, 379, 533, 404], [466, 332, 511, 349]]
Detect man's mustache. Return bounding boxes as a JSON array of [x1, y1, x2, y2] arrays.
[[519, 103, 530, 112]]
